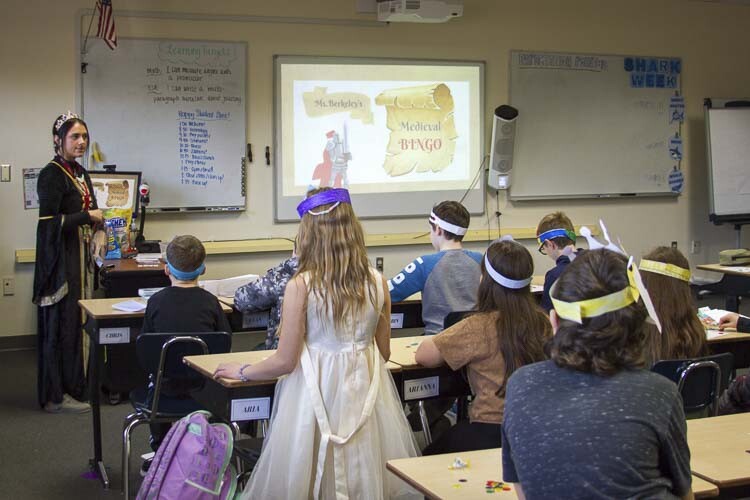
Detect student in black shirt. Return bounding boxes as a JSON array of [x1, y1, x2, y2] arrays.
[[141, 235, 231, 467]]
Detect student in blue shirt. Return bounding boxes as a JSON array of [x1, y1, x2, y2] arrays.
[[388, 200, 482, 334], [535, 211, 580, 312], [389, 200, 482, 436]]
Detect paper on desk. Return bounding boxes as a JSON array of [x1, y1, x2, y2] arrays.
[[201, 274, 259, 297], [112, 300, 147, 312], [698, 306, 733, 326], [135, 253, 162, 262]]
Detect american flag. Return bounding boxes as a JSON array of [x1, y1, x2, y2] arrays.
[[96, 0, 117, 50]]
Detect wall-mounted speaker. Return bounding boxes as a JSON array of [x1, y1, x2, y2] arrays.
[[487, 105, 519, 190]]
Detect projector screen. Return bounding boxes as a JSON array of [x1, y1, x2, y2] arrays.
[[274, 56, 485, 221]]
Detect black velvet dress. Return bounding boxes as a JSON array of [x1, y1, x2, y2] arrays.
[[33, 156, 98, 407]]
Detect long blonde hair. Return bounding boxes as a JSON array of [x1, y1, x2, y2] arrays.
[[296, 188, 377, 328]]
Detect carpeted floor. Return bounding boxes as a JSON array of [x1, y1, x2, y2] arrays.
[[0, 330, 266, 499]]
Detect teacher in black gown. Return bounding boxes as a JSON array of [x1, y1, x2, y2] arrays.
[[33, 112, 103, 413]]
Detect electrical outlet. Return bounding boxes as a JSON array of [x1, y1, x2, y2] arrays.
[[1, 164, 10, 182], [691, 240, 701, 254], [2, 277, 14, 296], [375, 257, 384, 273], [671, 241, 678, 250]]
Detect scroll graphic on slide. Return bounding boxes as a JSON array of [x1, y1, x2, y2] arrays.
[[375, 83, 457, 177]]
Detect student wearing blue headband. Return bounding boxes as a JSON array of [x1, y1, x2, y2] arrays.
[[535, 211, 582, 312], [139, 235, 231, 475]]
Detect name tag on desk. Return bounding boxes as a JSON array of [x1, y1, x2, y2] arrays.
[[391, 313, 404, 329], [231, 397, 271, 421], [242, 311, 269, 329], [404, 376, 439, 400], [99, 327, 130, 344]]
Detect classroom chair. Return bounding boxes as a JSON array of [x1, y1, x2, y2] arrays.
[[122, 332, 232, 497], [651, 352, 734, 417], [409, 310, 478, 441]]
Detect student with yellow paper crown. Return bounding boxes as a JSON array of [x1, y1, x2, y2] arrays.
[[640, 246, 707, 365], [501, 223, 692, 500]]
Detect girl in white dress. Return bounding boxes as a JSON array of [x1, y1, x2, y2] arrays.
[[214, 187, 420, 499]]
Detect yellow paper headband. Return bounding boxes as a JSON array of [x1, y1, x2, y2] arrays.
[[551, 259, 641, 324], [639, 259, 691, 282]]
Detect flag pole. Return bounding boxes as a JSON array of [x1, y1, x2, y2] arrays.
[[81, 0, 99, 56]]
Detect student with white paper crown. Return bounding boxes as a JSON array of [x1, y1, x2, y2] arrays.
[[387, 200, 483, 436], [501, 222, 693, 499], [387, 201, 482, 334], [415, 237, 551, 455]]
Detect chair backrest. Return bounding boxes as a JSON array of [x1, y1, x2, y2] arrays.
[[651, 352, 734, 416], [443, 310, 477, 329], [136, 332, 232, 414]]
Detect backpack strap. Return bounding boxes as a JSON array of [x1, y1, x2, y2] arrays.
[[300, 341, 381, 500]]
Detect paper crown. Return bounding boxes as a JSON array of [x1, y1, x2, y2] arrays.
[[552, 220, 662, 332], [296, 188, 351, 218], [484, 235, 533, 289]]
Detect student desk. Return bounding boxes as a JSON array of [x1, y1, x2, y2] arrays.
[[687, 413, 750, 494], [696, 263, 750, 312], [78, 297, 232, 489], [183, 336, 470, 437], [387, 448, 515, 499], [99, 258, 170, 297], [217, 293, 428, 330], [706, 329, 750, 369], [386, 449, 718, 499]]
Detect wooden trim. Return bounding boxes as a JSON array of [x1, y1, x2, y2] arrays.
[[16, 225, 597, 262]]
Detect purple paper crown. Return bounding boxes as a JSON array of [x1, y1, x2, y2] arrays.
[[296, 188, 352, 218]]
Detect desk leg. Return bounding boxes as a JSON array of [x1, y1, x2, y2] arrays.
[[89, 342, 109, 489]]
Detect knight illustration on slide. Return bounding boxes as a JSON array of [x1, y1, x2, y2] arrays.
[[312, 123, 351, 188]]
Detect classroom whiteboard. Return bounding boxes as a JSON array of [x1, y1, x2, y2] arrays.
[[705, 103, 750, 224], [509, 51, 682, 200], [82, 38, 247, 211]]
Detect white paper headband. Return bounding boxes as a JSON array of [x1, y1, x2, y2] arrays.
[[429, 211, 467, 236], [484, 253, 533, 289]]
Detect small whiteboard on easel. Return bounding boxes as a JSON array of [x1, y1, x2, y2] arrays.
[[705, 99, 750, 224]]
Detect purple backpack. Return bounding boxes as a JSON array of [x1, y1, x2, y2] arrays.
[[137, 411, 237, 500]]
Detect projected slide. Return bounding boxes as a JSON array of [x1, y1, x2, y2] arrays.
[[275, 57, 484, 220]]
